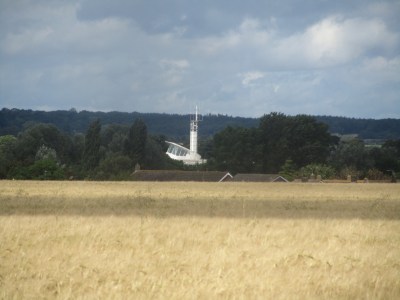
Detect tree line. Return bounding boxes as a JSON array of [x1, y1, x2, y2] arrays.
[[0, 112, 399, 180], [0, 119, 181, 180], [206, 113, 400, 180]]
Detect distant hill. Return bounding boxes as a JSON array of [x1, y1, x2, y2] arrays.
[[315, 116, 400, 140], [1, 108, 399, 140], [0, 108, 258, 140]]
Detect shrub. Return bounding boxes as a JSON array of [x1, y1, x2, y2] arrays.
[[29, 159, 65, 180], [301, 164, 336, 180]]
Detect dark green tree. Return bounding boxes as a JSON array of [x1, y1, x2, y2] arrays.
[[259, 112, 291, 172], [143, 137, 170, 170], [288, 115, 332, 166], [329, 139, 370, 172], [212, 126, 261, 174], [0, 135, 17, 178], [124, 118, 147, 166], [14, 123, 74, 166], [101, 124, 129, 155], [369, 139, 400, 176], [83, 119, 101, 170], [259, 113, 333, 173]]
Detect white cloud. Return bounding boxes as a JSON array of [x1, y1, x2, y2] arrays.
[[274, 16, 398, 68], [196, 17, 271, 56], [240, 71, 265, 87], [159, 59, 190, 86], [194, 15, 398, 72]]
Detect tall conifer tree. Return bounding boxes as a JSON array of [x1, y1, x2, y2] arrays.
[[124, 118, 147, 165]]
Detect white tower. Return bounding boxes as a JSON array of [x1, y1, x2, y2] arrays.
[[165, 106, 206, 165], [190, 106, 200, 155]]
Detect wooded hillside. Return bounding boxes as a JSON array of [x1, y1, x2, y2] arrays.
[[1, 108, 399, 140], [0, 108, 257, 140]]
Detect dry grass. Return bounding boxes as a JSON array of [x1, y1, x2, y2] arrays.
[[1, 180, 400, 299]]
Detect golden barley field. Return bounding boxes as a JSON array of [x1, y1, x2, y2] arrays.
[[1, 180, 400, 299]]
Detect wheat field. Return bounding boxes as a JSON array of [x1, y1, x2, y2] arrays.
[[1, 181, 399, 299]]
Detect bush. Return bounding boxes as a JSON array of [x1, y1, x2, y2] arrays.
[[94, 155, 133, 180], [366, 169, 387, 180], [301, 164, 336, 180], [279, 159, 297, 181], [29, 159, 65, 180]]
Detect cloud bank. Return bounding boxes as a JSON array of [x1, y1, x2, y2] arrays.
[[0, 0, 399, 118]]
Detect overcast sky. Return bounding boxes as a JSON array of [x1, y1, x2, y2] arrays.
[[0, 0, 399, 118]]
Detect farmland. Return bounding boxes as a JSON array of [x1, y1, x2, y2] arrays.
[[1, 181, 400, 299]]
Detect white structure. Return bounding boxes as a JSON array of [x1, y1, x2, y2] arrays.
[[166, 106, 206, 165]]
